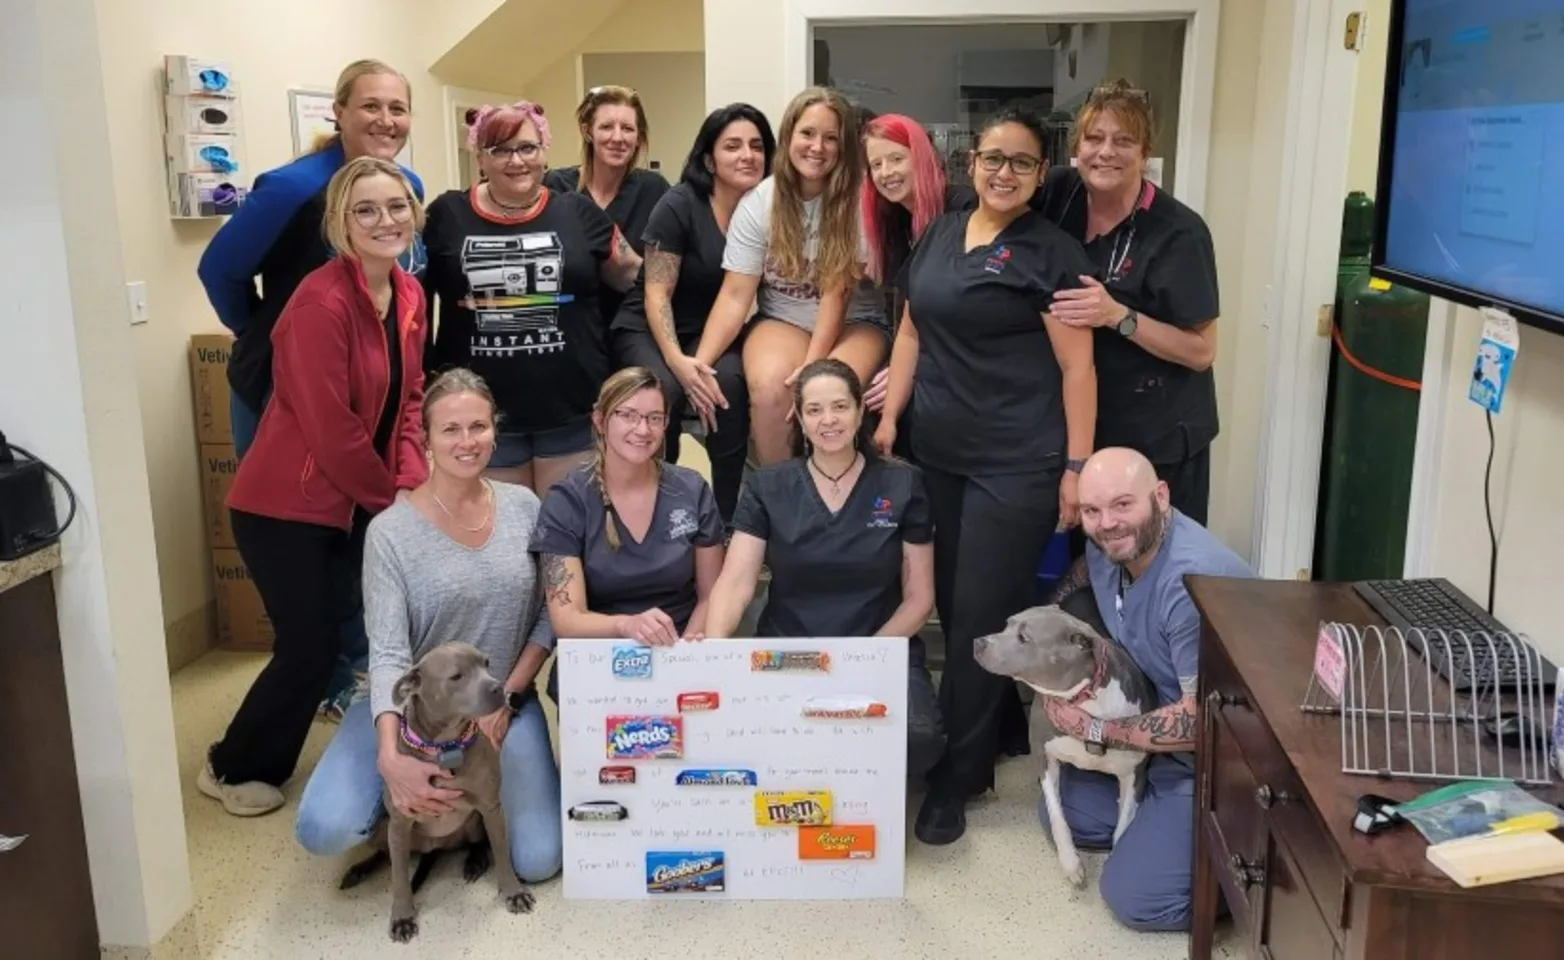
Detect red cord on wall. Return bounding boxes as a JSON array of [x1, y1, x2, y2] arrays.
[[1331, 324, 1422, 391]]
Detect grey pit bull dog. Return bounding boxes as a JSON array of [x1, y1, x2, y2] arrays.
[[340, 642, 535, 942], [974, 604, 1154, 888]]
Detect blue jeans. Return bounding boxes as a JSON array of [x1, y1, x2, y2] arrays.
[[295, 697, 563, 883], [1048, 763, 1197, 932]]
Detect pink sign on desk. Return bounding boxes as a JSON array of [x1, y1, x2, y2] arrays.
[[1314, 625, 1346, 702]]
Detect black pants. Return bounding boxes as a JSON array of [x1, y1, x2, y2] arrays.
[[613, 328, 749, 525], [907, 632, 945, 783], [923, 463, 1062, 796], [209, 508, 369, 786]]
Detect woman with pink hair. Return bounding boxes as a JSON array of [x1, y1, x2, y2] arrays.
[[857, 113, 953, 459], [420, 101, 642, 493]]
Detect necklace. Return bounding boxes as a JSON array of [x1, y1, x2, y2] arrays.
[[810, 453, 859, 495], [433, 479, 493, 533], [485, 182, 541, 213]]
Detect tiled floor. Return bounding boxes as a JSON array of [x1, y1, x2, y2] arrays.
[[171, 652, 1239, 959]]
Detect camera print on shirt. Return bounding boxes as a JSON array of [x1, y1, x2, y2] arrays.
[[458, 232, 571, 358]]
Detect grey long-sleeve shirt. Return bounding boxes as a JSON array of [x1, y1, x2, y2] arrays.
[[364, 482, 555, 719]]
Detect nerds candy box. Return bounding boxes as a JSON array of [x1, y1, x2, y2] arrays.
[[611, 645, 653, 679], [606, 715, 684, 759], [646, 851, 726, 893]]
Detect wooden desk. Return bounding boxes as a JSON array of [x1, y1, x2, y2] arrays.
[[0, 547, 99, 958], [1185, 576, 1564, 960]]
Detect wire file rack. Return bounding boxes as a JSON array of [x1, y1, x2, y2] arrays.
[[1301, 622, 1556, 787]]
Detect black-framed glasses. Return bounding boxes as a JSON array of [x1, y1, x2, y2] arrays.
[[350, 199, 414, 229], [974, 149, 1043, 176], [484, 141, 542, 160], [611, 409, 668, 430]]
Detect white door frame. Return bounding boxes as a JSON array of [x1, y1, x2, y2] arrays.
[[782, 0, 1221, 214], [1249, 0, 1366, 579]]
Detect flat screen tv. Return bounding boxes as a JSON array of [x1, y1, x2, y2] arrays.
[[1372, 0, 1564, 334]]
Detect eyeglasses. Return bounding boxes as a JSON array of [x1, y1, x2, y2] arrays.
[[350, 199, 414, 229], [975, 150, 1043, 176], [611, 409, 668, 430], [484, 141, 542, 160]]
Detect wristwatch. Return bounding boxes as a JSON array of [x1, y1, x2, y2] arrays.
[[1085, 718, 1107, 756], [1115, 309, 1139, 338], [505, 688, 530, 714], [1065, 458, 1087, 474]]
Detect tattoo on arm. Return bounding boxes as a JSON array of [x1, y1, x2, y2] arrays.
[[645, 248, 683, 344], [613, 231, 635, 262], [541, 554, 574, 606], [1047, 556, 1091, 604], [655, 301, 678, 344], [1105, 697, 1199, 752]]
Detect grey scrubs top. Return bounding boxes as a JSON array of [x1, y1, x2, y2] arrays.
[[530, 463, 724, 630], [732, 456, 932, 638]]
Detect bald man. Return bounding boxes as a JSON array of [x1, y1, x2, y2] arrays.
[[1042, 447, 1252, 932]]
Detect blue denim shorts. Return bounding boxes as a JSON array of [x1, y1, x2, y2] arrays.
[[491, 420, 594, 468]]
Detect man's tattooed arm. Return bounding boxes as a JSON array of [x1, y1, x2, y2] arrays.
[[1045, 694, 1200, 753], [1046, 555, 1092, 605], [643, 246, 684, 349], [541, 553, 574, 606]]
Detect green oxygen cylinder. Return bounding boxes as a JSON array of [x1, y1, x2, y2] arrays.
[[1314, 191, 1430, 582]]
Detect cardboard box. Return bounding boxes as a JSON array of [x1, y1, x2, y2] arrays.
[[165, 133, 245, 176], [199, 443, 237, 548], [168, 171, 246, 218], [211, 548, 273, 652], [189, 333, 233, 445], [165, 94, 242, 136]]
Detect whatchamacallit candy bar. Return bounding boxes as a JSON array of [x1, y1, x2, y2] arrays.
[[751, 649, 832, 672], [801, 697, 889, 719], [568, 801, 628, 822]]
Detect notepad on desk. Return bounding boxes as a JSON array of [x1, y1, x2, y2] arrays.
[[1427, 829, 1564, 888]]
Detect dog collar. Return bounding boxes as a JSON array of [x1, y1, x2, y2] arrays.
[[400, 717, 480, 769], [1069, 644, 1111, 706]]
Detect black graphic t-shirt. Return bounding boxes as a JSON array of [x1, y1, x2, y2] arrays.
[[613, 183, 729, 338], [422, 187, 621, 434]]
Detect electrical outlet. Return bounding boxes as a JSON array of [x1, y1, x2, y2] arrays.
[[127, 281, 149, 326]]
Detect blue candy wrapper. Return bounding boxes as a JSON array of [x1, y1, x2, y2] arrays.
[[646, 851, 725, 893]]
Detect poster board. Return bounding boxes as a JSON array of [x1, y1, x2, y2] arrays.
[[557, 637, 909, 900], [288, 88, 413, 168]]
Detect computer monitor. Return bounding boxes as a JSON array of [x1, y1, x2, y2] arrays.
[[1372, 0, 1564, 335]]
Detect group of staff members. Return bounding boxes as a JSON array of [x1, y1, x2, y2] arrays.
[[191, 60, 1221, 875]]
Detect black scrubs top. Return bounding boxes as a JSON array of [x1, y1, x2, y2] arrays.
[[612, 182, 727, 339], [1036, 166, 1221, 463], [733, 457, 932, 638], [544, 166, 671, 325], [898, 209, 1096, 475], [530, 463, 724, 631]]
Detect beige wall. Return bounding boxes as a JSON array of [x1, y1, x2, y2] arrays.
[[97, 0, 466, 659], [1346, 0, 1391, 196]]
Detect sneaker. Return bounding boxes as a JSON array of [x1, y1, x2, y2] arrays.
[[197, 761, 284, 817], [914, 791, 967, 845]]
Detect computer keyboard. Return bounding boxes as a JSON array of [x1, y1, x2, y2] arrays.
[[1351, 577, 1557, 692]]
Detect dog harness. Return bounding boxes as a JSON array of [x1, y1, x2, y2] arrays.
[[400, 718, 481, 770]]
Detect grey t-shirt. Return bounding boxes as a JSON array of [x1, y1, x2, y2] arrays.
[[723, 176, 886, 331], [1087, 509, 1254, 786], [364, 482, 554, 719], [529, 464, 724, 631]]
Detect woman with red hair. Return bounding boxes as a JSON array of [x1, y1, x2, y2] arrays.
[[858, 114, 955, 459], [420, 101, 641, 493]]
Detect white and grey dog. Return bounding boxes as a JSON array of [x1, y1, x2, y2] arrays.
[[974, 604, 1154, 887]]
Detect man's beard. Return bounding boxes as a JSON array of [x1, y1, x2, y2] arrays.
[[1095, 496, 1169, 566]]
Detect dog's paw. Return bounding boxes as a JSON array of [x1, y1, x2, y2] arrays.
[[389, 916, 418, 943], [1061, 854, 1087, 889], [463, 845, 492, 883], [505, 889, 536, 914]]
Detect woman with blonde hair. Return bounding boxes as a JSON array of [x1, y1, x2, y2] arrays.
[[1038, 80, 1222, 524], [692, 86, 889, 465], [544, 85, 670, 323], [295, 367, 562, 885], [201, 157, 430, 818], [531, 367, 725, 696], [421, 101, 641, 492]]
